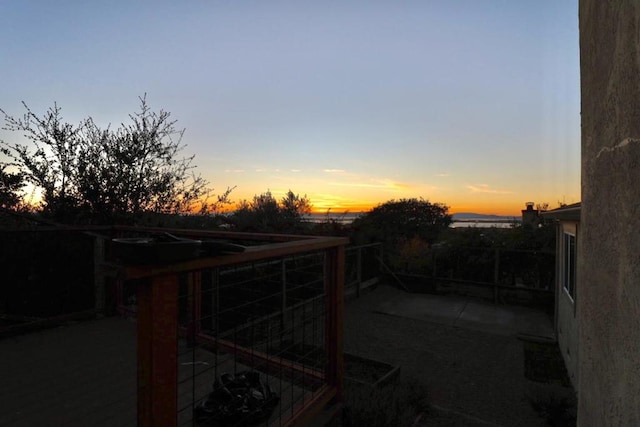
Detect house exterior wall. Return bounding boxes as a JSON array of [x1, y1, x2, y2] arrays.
[[579, 1, 640, 424], [555, 221, 579, 390]]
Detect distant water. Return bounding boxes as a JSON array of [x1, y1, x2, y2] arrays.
[[305, 213, 362, 224], [305, 213, 519, 228], [450, 220, 517, 229]]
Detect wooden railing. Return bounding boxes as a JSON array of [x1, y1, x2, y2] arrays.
[[108, 229, 348, 427]]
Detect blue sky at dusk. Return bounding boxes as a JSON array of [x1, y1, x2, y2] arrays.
[[0, 1, 580, 215]]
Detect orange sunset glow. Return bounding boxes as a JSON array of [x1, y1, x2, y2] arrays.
[[1, 2, 580, 219]]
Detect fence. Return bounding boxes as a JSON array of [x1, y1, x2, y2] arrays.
[[112, 230, 348, 426], [344, 243, 382, 298], [0, 226, 108, 336], [0, 225, 356, 426], [0, 223, 378, 328], [1, 221, 554, 424], [389, 246, 555, 307], [175, 254, 330, 425]]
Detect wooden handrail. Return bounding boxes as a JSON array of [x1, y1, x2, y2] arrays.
[[123, 236, 349, 279]]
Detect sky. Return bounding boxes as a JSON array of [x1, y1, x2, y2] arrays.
[[0, 1, 580, 216]]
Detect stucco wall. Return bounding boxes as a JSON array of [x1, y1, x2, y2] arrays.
[[579, 1, 640, 425]]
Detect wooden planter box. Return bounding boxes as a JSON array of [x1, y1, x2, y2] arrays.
[[518, 334, 571, 387], [344, 353, 400, 388]]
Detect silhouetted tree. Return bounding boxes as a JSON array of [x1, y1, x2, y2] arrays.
[[352, 198, 451, 246], [1, 96, 226, 223], [0, 164, 25, 210], [280, 190, 312, 227], [229, 190, 311, 233]]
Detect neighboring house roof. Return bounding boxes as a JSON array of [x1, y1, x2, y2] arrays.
[[541, 202, 581, 222]]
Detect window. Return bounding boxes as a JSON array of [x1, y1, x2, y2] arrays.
[[563, 232, 576, 300]]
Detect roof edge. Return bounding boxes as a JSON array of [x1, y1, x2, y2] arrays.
[[541, 202, 581, 221]]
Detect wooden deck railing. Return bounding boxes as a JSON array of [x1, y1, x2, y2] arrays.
[[109, 228, 348, 427]]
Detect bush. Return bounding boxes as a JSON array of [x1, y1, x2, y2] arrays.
[[527, 385, 577, 426], [228, 190, 311, 233], [342, 379, 429, 427]]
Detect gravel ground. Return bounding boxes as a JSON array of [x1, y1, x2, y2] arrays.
[[343, 285, 576, 426]]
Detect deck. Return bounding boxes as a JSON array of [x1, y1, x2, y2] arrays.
[[1, 317, 137, 427], [1, 281, 559, 427], [1, 317, 315, 427]]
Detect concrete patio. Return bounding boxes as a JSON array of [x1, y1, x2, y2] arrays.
[[0, 317, 317, 427], [344, 285, 569, 426], [370, 285, 554, 338], [0, 317, 137, 427], [1, 283, 563, 426]]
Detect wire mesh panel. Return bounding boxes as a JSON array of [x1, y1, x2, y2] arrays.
[[176, 252, 331, 427], [344, 243, 382, 296], [0, 225, 347, 427]]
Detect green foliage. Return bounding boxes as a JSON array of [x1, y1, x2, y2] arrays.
[[439, 220, 555, 253], [351, 198, 451, 267], [353, 198, 451, 245], [510, 222, 556, 252], [229, 190, 311, 233], [388, 236, 432, 273], [1, 96, 227, 223], [342, 380, 429, 427], [527, 385, 577, 426], [417, 224, 556, 292]]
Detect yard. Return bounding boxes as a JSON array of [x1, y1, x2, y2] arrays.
[[342, 285, 576, 426]]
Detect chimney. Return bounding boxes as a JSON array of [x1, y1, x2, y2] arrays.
[[522, 202, 539, 225]]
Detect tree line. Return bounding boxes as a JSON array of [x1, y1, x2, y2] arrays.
[[1, 97, 554, 276], [0, 97, 454, 240]]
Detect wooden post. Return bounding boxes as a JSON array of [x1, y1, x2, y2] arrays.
[[432, 249, 437, 279], [194, 271, 202, 336], [115, 279, 124, 314], [93, 236, 106, 315], [281, 258, 287, 329], [211, 269, 219, 333], [356, 247, 362, 298], [325, 245, 345, 401], [187, 271, 202, 345], [493, 248, 500, 304], [137, 274, 178, 427]]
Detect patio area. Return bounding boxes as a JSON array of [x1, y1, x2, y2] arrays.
[[1, 317, 137, 427], [1, 283, 572, 427], [344, 285, 573, 426], [0, 227, 369, 427], [1, 315, 319, 427]]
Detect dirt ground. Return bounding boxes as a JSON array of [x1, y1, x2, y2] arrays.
[[342, 285, 576, 426]]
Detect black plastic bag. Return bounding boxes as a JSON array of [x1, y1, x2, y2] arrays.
[[194, 371, 279, 426]]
